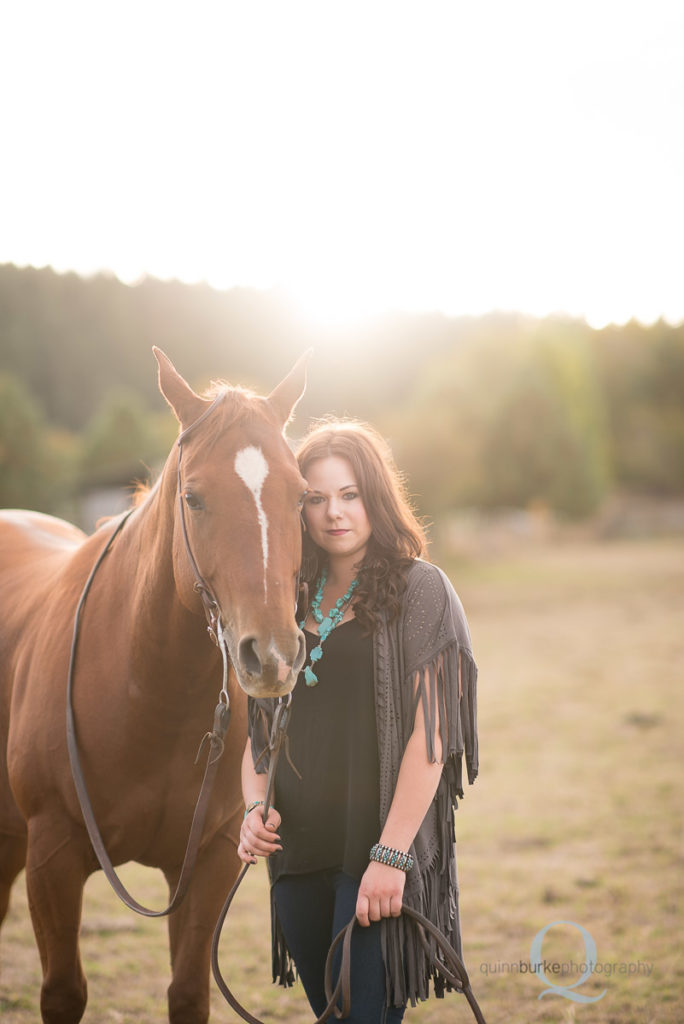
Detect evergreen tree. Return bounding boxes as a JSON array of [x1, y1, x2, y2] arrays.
[[80, 390, 164, 488], [0, 373, 53, 510]]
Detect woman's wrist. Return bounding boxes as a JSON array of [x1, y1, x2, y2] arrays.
[[243, 799, 264, 818]]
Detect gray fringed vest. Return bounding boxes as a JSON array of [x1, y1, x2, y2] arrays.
[[375, 558, 478, 1007]]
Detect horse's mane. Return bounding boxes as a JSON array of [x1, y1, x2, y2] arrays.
[[204, 379, 257, 403], [132, 479, 155, 508], [200, 381, 270, 450]]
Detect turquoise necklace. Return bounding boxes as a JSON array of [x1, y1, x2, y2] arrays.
[[298, 567, 359, 687]]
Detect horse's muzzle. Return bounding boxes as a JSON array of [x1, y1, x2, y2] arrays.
[[232, 629, 306, 697]]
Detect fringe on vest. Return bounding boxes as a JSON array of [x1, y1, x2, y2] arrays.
[[379, 639, 477, 1007]]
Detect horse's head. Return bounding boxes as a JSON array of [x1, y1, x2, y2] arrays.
[[155, 347, 309, 698]]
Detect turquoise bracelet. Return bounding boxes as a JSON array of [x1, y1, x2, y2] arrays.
[[243, 800, 264, 819], [369, 842, 414, 873]]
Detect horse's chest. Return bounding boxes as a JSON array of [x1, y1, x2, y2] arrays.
[[87, 755, 232, 866]]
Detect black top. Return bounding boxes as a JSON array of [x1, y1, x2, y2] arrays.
[[268, 617, 379, 884]]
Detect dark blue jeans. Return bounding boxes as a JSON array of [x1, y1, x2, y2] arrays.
[[273, 869, 406, 1023]]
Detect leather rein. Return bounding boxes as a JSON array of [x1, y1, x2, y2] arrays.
[[209, 672, 488, 1023], [65, 393, 233, 917]]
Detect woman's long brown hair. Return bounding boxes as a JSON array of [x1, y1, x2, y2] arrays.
[[296, 419, 428, 633]]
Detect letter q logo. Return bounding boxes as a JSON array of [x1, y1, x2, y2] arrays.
[[530, 920, 607, 1003]]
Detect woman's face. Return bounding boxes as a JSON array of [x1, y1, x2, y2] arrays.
[[302, 456, 372, 564]]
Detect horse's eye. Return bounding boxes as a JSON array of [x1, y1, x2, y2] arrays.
[[184, 491, 204, 511], [297, 491, 308, 510]]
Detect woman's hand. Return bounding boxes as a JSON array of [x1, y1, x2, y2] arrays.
[[355, 861, 406, 927], [237, 805, 282, 865]]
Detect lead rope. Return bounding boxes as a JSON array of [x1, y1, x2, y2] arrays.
[[66, 505, 232, 918], [210, 705, 488, 1023]]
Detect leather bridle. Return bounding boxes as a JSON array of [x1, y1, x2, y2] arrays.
[[176, 393, 226, 641], [65, 393, 233, 917], [176, 393, 233, 707]]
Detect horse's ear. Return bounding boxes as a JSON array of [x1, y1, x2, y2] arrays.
[[153, 347, 207, 427], [267, 349, 313, 428]]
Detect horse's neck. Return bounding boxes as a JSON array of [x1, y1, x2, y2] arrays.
[[113, 471, 218, 692]]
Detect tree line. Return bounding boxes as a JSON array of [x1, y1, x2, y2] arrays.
[[1, 263, 682, 526]]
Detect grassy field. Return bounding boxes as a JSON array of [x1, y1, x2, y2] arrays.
[[1, 537, 682, 1023]]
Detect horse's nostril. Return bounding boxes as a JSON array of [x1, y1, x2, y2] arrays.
[[238, 637, 262, 677]]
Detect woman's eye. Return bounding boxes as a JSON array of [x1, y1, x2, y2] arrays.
[[342, 491, 359, 500], [305, 495, 325, 506], [184, 491, 204, 511]]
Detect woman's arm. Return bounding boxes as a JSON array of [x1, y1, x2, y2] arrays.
[[237, 737, 282, 864], [356, 677, 443, 926]]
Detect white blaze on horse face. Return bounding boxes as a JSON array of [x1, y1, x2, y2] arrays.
[[234, 446, 270, 598]]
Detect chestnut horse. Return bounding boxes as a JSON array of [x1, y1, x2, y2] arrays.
[[0, 349, 309, 1023]]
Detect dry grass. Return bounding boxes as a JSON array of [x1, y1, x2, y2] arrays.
[[1, 537, 682, 1023]]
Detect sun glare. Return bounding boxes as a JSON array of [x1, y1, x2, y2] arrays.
[[284, 280, 393, 330]]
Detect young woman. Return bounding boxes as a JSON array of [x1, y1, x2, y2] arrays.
[[239, 420, 479, 1022]]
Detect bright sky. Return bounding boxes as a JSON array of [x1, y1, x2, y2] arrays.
[[1, 1, 682, 329]]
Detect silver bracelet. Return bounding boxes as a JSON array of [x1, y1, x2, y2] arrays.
[[369, 842, 414, 873]]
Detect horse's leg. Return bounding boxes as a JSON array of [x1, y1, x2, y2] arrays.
[[25, 819, 90, 1024], [165, 827, 242, 1024], [0, 830, 27, 934], [0, 747, 28, 931], [0, 832, 28, 1015]]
